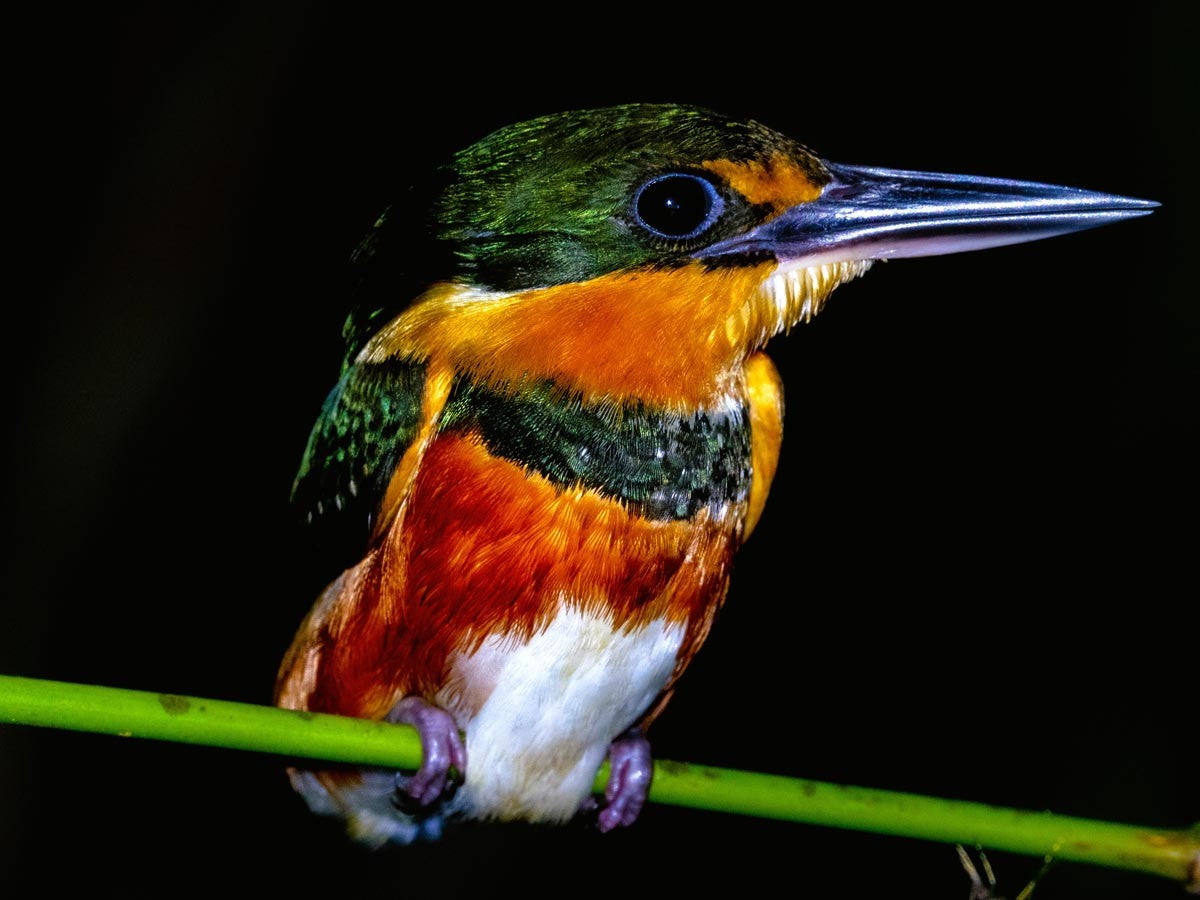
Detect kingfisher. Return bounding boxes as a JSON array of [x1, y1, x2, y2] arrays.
[[275, 104, 1154, 845]]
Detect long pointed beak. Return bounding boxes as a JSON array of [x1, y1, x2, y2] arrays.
[[697, 162, 1158, 266]]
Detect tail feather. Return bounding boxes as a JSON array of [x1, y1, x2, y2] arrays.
[[287, 768, 448, 846]]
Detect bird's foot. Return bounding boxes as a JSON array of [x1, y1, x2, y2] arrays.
[[387, 696, 467, 809], [597, 729, 653, 832]]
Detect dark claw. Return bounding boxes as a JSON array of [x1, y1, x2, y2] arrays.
[[387, 697, 467, 808], [597, 729, 653, 832]]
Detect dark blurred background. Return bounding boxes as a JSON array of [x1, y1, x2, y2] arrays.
[[4, 7, 1196, 897]]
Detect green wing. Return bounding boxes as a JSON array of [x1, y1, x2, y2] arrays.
[[291, 357, 426, 543]]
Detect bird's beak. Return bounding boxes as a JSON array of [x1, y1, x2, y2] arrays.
[[697, 162, 1158, 266]]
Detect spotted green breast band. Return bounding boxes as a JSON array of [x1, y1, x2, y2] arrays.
[[439, 377, 752, 521]]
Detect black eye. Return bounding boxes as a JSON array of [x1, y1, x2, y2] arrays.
[[633, 173, 725, 240]]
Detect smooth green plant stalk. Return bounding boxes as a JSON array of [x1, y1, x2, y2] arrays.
[[2, 674, 1196, 889]]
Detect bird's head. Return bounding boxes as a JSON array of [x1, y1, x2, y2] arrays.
[[353, 104, 1154, 409]]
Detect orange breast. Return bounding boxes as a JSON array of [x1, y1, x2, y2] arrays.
[[296, 433, 742, 721]]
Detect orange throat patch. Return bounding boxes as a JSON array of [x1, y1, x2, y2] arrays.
[[361, 258, 871, 410]]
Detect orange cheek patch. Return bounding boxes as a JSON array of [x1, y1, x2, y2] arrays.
[[702, 153, 825, 215]]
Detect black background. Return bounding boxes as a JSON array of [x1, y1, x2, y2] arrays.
[[5, 7, 1197, 897]]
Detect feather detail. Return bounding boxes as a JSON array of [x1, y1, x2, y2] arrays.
[[743, 352, 784, 539]]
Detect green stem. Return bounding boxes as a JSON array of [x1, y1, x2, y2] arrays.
[[2, 674, 1196, 888]]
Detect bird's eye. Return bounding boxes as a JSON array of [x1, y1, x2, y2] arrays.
[[632, 173, 725, 240]]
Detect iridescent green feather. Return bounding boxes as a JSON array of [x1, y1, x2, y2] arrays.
[[291, 358, 426, 537]]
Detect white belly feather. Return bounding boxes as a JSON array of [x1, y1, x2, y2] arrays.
[[442, 607, 684, 823]]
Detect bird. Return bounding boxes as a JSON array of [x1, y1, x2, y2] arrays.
[[274, 103, 1155, 845]]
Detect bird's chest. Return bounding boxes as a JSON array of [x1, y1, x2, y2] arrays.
[[436, 376, 754, 521], [392, 374, 750, 701], [399, 378, 750, 634], [387, 380, 752, 820]]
